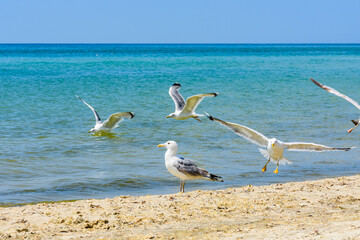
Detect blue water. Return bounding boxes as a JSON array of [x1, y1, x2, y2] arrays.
[[0, 44, 359, 206]]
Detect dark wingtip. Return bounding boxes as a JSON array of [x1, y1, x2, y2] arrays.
[[76, 95, 84, 102], [351, 119, 359, 125], [172, 82, 181, 87], [129, 112, 135, 119], [204, 112, 214, 121], [210, 173, 223, 182], [340, 147, 354, 151], [213, 93, 219, 97], [310, 78, 323, 88]]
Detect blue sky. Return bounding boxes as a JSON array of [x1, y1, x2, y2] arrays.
[[1, 0, 359, 43]]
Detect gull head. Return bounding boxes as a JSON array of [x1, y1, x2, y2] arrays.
[[166, 113, 176, 119], [158, 140, 178, 150], [269, 138, 279, 147]]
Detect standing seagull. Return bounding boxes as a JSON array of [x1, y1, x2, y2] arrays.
[[206, 113, 352, 173], [76, 95, 135, 133], [311, 78, 360, 133], [166, 83, 218, 121], [158, 141, 223, 192]]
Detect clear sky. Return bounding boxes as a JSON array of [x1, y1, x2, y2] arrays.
[[1, 0, 359, 43]]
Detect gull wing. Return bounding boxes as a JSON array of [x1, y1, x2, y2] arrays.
[[169, 83, 186, 111], [284, 142, 352, 152], [103, 112, 135, 129], [181, 93, 218, 114], [206, 113, 269, 148], [76, 95, 101, 122], [177, 157, 223, 181], [311, 79, 360, 110], [176, 157, 204, 177]]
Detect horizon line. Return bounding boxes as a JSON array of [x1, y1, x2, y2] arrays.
[[0, 42, 360, 45]]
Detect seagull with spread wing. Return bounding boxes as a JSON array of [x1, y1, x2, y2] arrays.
[[311, 78, 360, 133], [166, 83, 218, 121], [158, 141, 223, 192], [206, 113, 352, 174], [76, 95, 135, 133]]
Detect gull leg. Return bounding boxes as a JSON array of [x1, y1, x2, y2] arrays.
[[179, 180, 183, 193], [193, 116, 202, 122], [273, 162, 279, 174], [348, 123, 359, 133], [182, 181, 186, 193], [262, 158, 271, 172]]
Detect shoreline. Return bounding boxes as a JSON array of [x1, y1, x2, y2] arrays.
[[1, 175, 359, 239]]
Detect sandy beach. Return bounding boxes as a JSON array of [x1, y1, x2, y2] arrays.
[[0, 175, 359, 239]]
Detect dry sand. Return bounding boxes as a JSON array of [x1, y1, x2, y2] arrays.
[[0, 175, 360, 239]]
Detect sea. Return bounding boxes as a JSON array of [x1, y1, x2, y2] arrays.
[[0, 44, 359, 206]]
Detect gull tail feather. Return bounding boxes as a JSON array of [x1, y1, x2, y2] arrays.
[[271, 157, 293, 165], [279, 157, 293, 165], [258, 148, 293, 165], [258, 148, 270, 159]]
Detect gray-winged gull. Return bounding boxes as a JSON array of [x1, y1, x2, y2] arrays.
[[311, 78, 360, 133], [166, 83, 218, 121], [206, 113, 353, 174], [76, 95, 134, 133], [158, 141, 223, 192]]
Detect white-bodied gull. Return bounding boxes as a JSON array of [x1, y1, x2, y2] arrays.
[[158, 141, 223, 192], [206, 113, 352, 174], [311, 78, 360, 133], [76, 95, 135, 133], [166, 83, 218, 121]]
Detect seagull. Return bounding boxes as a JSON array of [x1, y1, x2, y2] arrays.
[[166, 83, 218, 121], [311, 78, 360, 133], [206, 113, 352, 174], [76, 95, 135, 133], [158, 141, 223, 192]]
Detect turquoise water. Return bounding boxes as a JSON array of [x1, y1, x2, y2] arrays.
[[0, 44, 359, 205]]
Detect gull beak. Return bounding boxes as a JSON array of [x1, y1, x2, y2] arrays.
[[166, 116, 170, 118], [272, 143, 275, 147], [88, 131, 91, 133], [158, 144, 165, 147]]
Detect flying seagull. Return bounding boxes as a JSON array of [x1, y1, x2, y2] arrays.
[[158, 141, 223, 192], [76, 95, 134, 133], [166, 83, 218, 121], [311, 78, 360, 133], [206, 113, 352, 174]]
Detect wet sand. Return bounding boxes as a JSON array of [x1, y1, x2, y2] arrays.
[[1, 175, 360, 239]]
